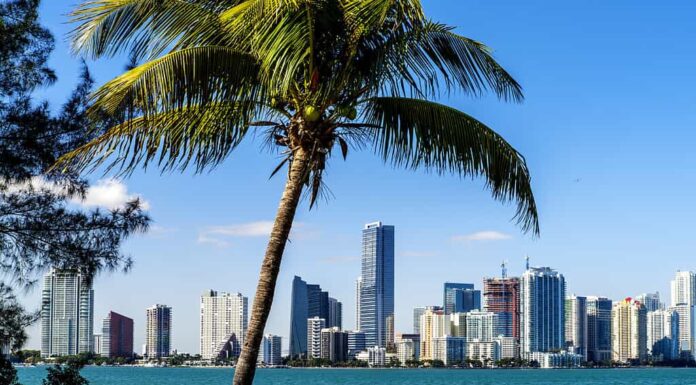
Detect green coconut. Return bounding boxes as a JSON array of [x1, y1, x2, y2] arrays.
[[303, 105, 321, 122]]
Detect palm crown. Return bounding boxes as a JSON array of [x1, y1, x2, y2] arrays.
[[60, 0, 538, 234]]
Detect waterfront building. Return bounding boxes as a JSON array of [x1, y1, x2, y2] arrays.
[[355, 277, 361, 331], [359, 222, 395, 349], [347, 330, 366, 359], [200, 290, 247, 360], [611, 298, 647, 363], [443, 283, 480, 315], [647, 309, 679, 361], [396, 338, 415, 364], [586, 296, 612, 363], [145, 304, 172, 359], [520, 266, 566, 357], [672, 303, 696, 359], [93, 335, 102, 356], [396, 333, 420, 360], [465, 311, 499, 342], [260, 334, 282, 365], [467, 339, 498, 365], [483, 276, 520, 340], [413, 306, 441, 335], [432, 336, 466, 365], [636, 292, 663, 312], [564, 295, 588, 360], [366, 346, 386, 367], [40, 269, 94, 357], [671, 271, 696, 307], [528, 351, 583, 368], [307, 316, 326, 359], [419, 307, 447, 360], [289, 276, 341, 357], [670, 271, 696, 359], [101, 311, 134, 358], [320, 327, 348, 362], [494, 336, 519, 359]]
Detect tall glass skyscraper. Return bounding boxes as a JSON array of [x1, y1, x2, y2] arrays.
[[289, 276, 341, 357], [443, 282, 481, 314], [41, 269, 94, 357], [520, 266, 566, 357], [359, 222, 394, 349], [587, 296, 612, 363]]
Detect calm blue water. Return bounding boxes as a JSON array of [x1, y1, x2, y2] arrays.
[[16, 366, 696, 385]]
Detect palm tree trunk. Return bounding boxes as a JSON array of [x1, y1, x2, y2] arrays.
[[232, 148, 309, 385]]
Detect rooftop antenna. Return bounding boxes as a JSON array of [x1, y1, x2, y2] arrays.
[[525, 255, 530, 271], [501, 261, 508, 279]]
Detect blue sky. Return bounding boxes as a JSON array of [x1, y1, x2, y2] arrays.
[[21, 1, 696, 353]]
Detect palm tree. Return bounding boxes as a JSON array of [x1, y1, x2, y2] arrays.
[[57, 1, 539, 384]]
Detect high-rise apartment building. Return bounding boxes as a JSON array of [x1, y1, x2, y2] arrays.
[[355, 277, 362, 331], [520, 266, 566, 357], [432, 336, 466, 365], [611, 298, 647, 363], [40, 269, 94, 357], [465, 311, 500, 342], [101, 311, 134, 358], [565, 295, 588, 360], [635, 292, 663, 312], [443, 283, 480, 315], [586, 296, 612, 363], [418, 307, 447, 360], [647, 309, 679, 361], [289, 276, 341, 357], [359, 222, 395, 349], [670, 271, 696, 360], [413, 306, 442, 335], [260, 334, 282, 365], [347, 330, 366, 358], [200, 290, 247, 360], [146, 304, 172, 359], [671, 271, 696, 307], [483, 277, 520, 340], [307, 317, 326, 359], [320, 327, 348, 362], [673, 303, 696, 359]]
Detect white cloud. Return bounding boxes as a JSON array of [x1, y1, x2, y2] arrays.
[[452, 231, 512, 242], [75, 178, 150, 210], [197, 221, 315, 247], [5, 177, 149, 210]]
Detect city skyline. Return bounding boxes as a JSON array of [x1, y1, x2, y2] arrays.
[[17, 1, 696, 355]]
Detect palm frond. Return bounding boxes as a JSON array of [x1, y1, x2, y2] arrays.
[[89, 46, 263, 117], [54, 103, 255, 175], [70, 0, 233, 59], [362, 97, 538, 234]]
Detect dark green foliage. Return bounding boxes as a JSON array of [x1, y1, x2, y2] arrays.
[[42, 362, 88, 385], [0, 354, 20, 385], [0, 0, 150, 355]]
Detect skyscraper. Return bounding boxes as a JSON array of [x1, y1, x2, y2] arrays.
[[289, 276, 340, 357], [635, 292, 663, 312], [671, 271, 696, 307], [307, 317, 326, 358], [670, 271, 696, 359], [520, 266, 566, 357], [673, 303, 696, 359], [320, 327, 349, 362], [328, 297, 343, 329], [355, 277, 362, 331], [418, 307, 447, 360], [611, 298, 647, 363], [412, 306, 441, 334], [359, 221, 394, 349], [40, 269, 94, 357], [565, 295, 588, 360], [465, 311, 500, 342], [200, 290, 248, 360], [101, 311, 134, 358], [586, 296, 612, 363], [146, 304, 172, 359], [483, 277, 520, 340], [347, 330, 366, 358], [647, 309, 679, 361], [260, 334, 282, 365], [443, 283, 480, 314]]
